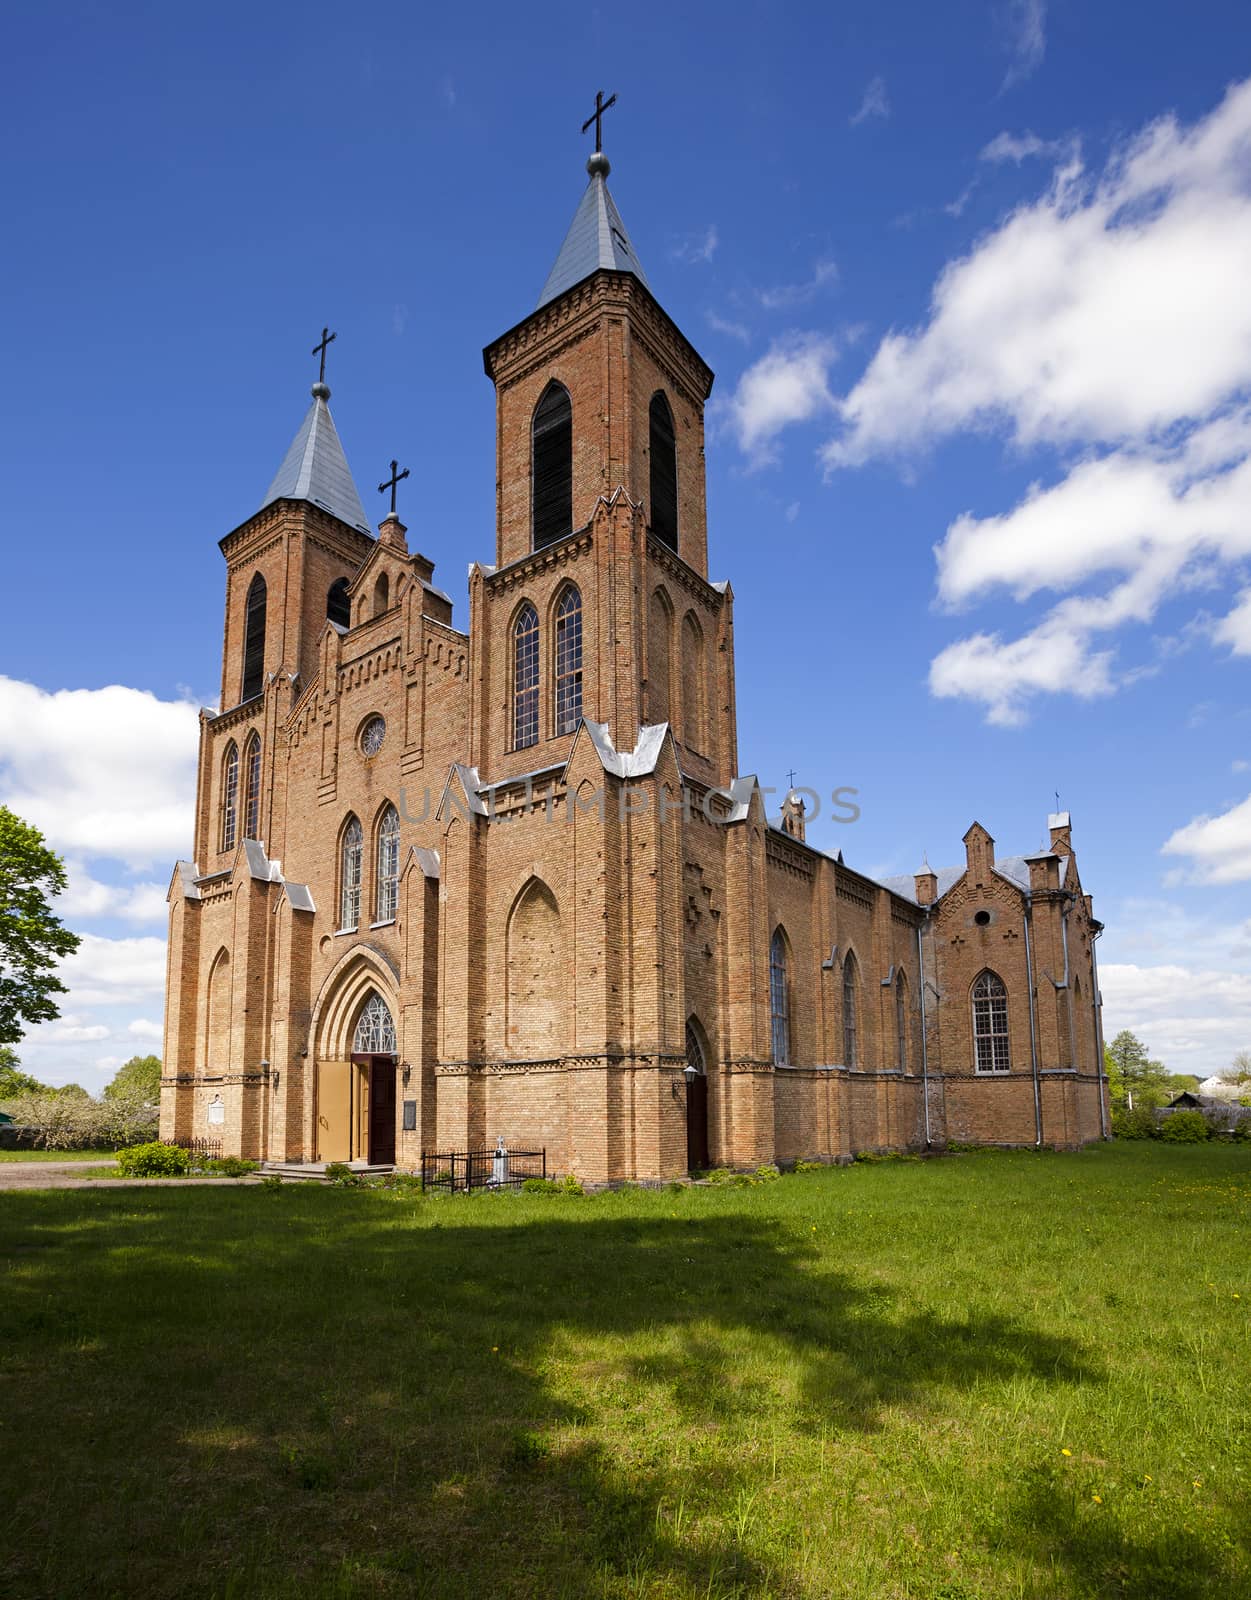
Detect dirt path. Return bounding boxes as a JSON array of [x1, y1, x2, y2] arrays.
[[0, 1162, 261, 1191]]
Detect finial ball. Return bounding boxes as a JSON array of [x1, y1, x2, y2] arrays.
[[586, 150, 611, 180], [311, 381, 331, 401]]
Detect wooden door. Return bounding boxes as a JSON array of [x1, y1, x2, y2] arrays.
[[367, 1057, 397, 1165], [686, 1070, 709, 1172]]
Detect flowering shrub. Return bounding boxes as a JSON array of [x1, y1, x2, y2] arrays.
[[0, 1090, 157, 1151]]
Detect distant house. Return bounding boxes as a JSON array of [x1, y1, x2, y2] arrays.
[[1160, 1092, 1251, 1132]]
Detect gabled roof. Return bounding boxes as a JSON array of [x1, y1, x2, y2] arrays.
[[538, 160, 650, 309], [261, 383, 372, 536], [874, 853, 1071, 906]]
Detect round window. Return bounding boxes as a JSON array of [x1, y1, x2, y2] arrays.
[[974, 910, 991, 927], [360, 716, 386, 756]]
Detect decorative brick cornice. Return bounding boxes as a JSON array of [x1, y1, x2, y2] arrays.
[[484, 529, 594, 595], [646, 538, 725, 608]]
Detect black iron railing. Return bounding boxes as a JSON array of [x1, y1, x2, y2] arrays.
[[173, 1137, 224, 1161], [421, 1147, 546, 1193]]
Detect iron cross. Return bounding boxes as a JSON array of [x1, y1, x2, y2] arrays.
[[378, 459, 410, 516], [581, 89, 617, 152], [312, 326, 336, 383], [786, 769, 798, 790]]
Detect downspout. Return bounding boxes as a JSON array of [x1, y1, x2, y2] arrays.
[[916, 915, 932, 1148], [1023, 907, 1043, 1148], [1091, 927, 1110, 1139]]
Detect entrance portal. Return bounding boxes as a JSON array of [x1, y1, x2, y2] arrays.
[[685, 1022, 710, 1172], [357, 1055, 397, 1165]]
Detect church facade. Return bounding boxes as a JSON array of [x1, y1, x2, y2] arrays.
[[160, 146, 1110, 1178]]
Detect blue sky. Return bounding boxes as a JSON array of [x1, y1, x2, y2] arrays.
[[3, 0, 1250, 1086]]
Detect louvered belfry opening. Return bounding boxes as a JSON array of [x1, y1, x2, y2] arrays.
[[241, 573, 267, 701], [326, 577, 351, 629], [649, 391, 678, 551], [532, 382, 572, 549]]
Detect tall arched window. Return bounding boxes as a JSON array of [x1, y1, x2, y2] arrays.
[[339, 816, 363, 931], [554, 586, 583, 735], [769, 928, 791, 1066], [354, 991, 396, 1053], [648, 587, 673, 723], [649, 391, 678, 550], [375, 804, 400, 923], [513, 602, 540, 749], [972, 970, 1011, 1074], [243, 734, 262, 841], [373, 572, 390, 617], [241, 573, 267, 701], [532, 382, 572, 549], [842, 951, 859, 1068], [220, 742, 239, 852], [680, 612, 705, 751], [896, 971, 908, 1071], [327, 577, 351, 629]]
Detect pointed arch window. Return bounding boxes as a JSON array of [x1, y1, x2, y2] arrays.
[[220, 742, 239, 853], [973, 970, 1011, 1074], [339, 815, 363, 931], [375, 804, 400, 924], [896, 971, 908, 1071], [327, 577, 351, 629], [241, 573, 267, 701], [373, 572, 390, 617], [243, 734, 262, 841], [513, 602, 540, 750], [769, 928, 791, 1066], [554, 586, 583, 735], [649, 391, 678, 551], [842, 952, 859, 1068], [353, 991, 396, 1054], [532, 382, 572, 550]]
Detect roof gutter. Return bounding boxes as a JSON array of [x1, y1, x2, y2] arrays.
[[1091, 925, 1111, 1140]]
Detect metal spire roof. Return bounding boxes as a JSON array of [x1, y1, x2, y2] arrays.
[[261, 382, 372, 536], [537, 153, 650, 309]]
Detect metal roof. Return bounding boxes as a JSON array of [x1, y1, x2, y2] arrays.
[[261, 384, 372, 536], [874, 853, 1070, 906], [537, 168, 650, 309]]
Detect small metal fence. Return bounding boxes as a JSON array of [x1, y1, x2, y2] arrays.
[[420, 1147, 546, 1194], [173, 1137, 224, 1161]]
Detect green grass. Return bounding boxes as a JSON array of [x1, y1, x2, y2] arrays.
[[1, 1144, 1247, 1599], [0, 1147, 118, 1162]]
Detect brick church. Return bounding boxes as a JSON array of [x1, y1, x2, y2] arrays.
[[160, 127, 1110, 1178]]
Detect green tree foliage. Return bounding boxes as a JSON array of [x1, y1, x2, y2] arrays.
[[0, 1046, 46, 1098], [1104, 1030, 1176, 1110], [104, 1054, 162, 1104], [0, 807, 80, 1045]]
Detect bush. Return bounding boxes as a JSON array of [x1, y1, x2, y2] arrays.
[[1158, 1110, 1210, 1144], [259, 1174, 284, 1192], [754, 1163, 781, 1182], [114, 1141, 190, 1177], [1111, 1106, 1158, 1140], [323, 1161, 363, 1187], [0, 1088, 156, 1152], [520, 1174, 584, 1196], [793, 1159, 829, 1174], [196, 1156, 258, 1177]]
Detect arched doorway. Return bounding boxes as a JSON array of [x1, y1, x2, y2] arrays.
[[352, 992, 397, 1165], [685, 1021, 710, 1172]]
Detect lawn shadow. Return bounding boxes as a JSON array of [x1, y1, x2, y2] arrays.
[[0, 1190, 1107, 1599]]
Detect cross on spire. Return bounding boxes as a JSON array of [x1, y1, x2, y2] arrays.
[[786, 768, 797, 790], [378, 459, 410, 517], [312, 326, 336, 384], [581, 89, 617, 153]]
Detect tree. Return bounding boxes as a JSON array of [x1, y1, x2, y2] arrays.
[[0, 1046, 47, 1099], [104, 1054, 162, 1104], [0, 807, 80, 1046], [1104, 1030, 1174, 1111]]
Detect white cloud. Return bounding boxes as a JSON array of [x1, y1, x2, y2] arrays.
[[722, 335, 838, 467], [1162, 792, 1251, 884], [1233, 759, 1250, 773], [0, 677, 199, 868], [818, 80, 1251, 723], [54, 933, 168, 1009], [127, 1019, 164, 1041], [1000, 0, 1046, 90], [981, 130, 1066, 165], [759, 259, 838, 311], [850, 76, 890, 127], [671, 225, 719, 265], [1215, 586, 1251, 654], [1100, 960, 1251, 1071], [59, 862, 168, 925], [706, 310, 751, 344]]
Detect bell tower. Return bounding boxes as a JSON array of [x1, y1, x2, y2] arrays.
[[472, 110, 736, 789]]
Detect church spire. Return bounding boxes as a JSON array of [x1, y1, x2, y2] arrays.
[[260, 334, 372, 536], [537, 93, 650, 309]]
